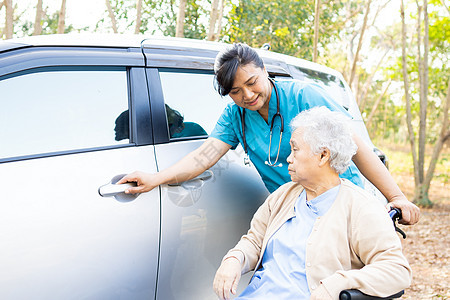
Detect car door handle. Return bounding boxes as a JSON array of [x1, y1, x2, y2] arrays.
[[98, 174, 139, 202], [98, 182, 136, 197], [168, 170, 213, 187]]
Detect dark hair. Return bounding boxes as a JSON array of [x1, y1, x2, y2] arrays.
[[214, 43, 264, 96]]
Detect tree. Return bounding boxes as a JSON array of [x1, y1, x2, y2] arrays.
[[33, 0, 43, 35], [2, 0, 14, 39], [105, 0, 118, 33], [207, 0, 219, 40], [365, 80, 392, 128], [57, 0, 66, 34], [357, 49, 390, 109], [223, 0, 345, 59], [176, 0, 187, 37], [215, 0, 226, 40], [401, 0, 449, 206], [313, 0, 321, 62], [135, 0, 142, 34], [348, 0, 372, 88]]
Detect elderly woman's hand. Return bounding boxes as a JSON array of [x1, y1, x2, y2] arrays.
[[213, 257, 242, 300], [310, 284, 333, 300]]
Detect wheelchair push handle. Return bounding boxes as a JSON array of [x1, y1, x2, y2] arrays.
[[388, 207, 402, 220], [338, 208, 406, 300], [389, 208, 406, 239]]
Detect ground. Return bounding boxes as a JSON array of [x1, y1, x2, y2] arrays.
[[379, 144, 449, 299]]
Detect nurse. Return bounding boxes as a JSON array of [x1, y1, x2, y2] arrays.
[[118, 43, 419, 225]]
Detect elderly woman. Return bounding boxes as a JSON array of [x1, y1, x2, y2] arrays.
[[213, 107, 411, 300]]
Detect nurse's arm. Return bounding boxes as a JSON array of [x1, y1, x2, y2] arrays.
[[118, 137, 232, 194], [352, 135, 420, 225]]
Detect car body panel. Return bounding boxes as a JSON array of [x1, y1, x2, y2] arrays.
[[0, 147, 160, 300], [153, 141, 268, 300]]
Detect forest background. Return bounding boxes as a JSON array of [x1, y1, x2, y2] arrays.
[[1, 0, 449, 298]]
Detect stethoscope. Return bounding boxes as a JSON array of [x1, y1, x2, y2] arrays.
[[239, 77, 284, 167]]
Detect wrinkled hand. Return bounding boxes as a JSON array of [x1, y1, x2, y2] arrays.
[[386, 195, 420, 225], [116, 171, 158, 194], [213, 257, 241, 300], [310, 284, 332, 300]]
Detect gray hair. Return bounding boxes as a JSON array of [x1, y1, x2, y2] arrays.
[[290, 106, 357, 174]]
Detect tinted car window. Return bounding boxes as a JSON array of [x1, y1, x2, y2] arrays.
[[0, 67, 129, 160], [289, 66, 349, 109], [159, 70, 231, 139]]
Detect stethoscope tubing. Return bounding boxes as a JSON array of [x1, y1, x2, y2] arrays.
[[239, 77, 284, 167]]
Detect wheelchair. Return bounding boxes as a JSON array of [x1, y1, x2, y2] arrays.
[[339, 208, 407, 300]]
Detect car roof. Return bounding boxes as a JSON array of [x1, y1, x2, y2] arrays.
[[1, 33, 342, 77], [4, 33, 219, 50]]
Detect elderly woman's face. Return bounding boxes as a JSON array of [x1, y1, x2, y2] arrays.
[[228, 64, 271, 112], [286, 129, 321, 183]]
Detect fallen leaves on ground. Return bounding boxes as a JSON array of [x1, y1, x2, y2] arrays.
[[393, 172, 449, 299]]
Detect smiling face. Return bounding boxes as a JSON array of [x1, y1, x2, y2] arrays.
[[286, 128, 321, 184], [228, 63, 272, 115]]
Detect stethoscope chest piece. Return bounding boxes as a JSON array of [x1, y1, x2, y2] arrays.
[[244, 154, 251, 167]]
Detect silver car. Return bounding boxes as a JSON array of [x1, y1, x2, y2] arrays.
[[0, 34, 385, 300]]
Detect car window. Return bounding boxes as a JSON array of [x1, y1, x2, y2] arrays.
[[288, 66, 349, 109], [159, 70, 231, 139], [0, 67, 129, 160]]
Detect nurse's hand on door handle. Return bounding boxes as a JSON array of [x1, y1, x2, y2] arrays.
[[116, 171, 159, 194], [115, 170, 213, 194], [98, 174, 139, 202]]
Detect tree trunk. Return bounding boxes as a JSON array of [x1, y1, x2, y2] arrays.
[[176, 0, 187, 37], [57, 0, 66, 34], [423, 78, 450, 200], [105, 0, 118, 33], [207, 0, 219, 41], [215, 0, 226, 40], [416, 2, 425, 184], [33, 0, 43, 36], [401, 0, 420, 187], [313, 0, 321, 62], [135, 0, 143, 34], [358, 49, 389, 108], [441, 0, 449, 15], [4, 0, 13, 39], [416, 0, 432, 206], [349, 0, 372, 88], [366, 80, 391, 129]]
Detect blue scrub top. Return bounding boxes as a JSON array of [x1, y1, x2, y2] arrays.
[[210, 79, 363, 193]]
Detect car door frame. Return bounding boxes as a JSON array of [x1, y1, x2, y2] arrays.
[[0, 45, 162, 300]]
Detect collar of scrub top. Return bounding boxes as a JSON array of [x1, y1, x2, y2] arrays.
[[239, 77, 284, 167]]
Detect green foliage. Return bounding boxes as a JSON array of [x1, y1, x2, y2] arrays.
[[362, 0, 449, 145], [183, 0, 208, 39], [140, 0, 180, 35], [429, 12, 450, 52], [14, 10, 75, 37], [96, 0, 135, 33], [97, 0, 208, 39], [222, 0, 345, 59]]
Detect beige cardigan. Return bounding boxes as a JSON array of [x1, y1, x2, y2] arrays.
[[224, 179, 411, 299]]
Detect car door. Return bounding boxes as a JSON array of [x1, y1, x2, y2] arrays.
[[146, 68, 269, 300], [0, 64, 160, 300]]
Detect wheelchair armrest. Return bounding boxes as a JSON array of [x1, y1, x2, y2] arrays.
[[339, 289, 404, 300]]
